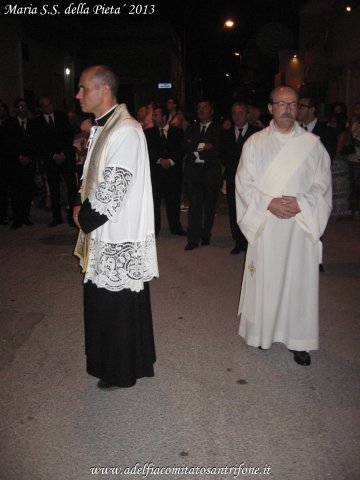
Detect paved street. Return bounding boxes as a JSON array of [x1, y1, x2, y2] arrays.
[[0, 202, 359, 480]]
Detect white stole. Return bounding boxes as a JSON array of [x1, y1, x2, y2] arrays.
[[259, 133, 318, 196]]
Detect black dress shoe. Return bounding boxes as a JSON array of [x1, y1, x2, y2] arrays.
[[97, 379, 120, 390], [290, 350, 311, 366], [48, 220, 62, 227], [230, 244, 245, 255], [23, 218, 34, 226], [11, 222, 22, 230], [67, 219, 77, 228], [184, 241, 199, 251], [201, 237, 210, 246], [171, 229, 186, 236], [319, 264, 324, 272]]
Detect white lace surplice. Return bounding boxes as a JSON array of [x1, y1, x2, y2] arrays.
[[84, 123, 158, 292]]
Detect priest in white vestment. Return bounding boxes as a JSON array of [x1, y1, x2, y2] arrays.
[[73, 66, 158, 389], [235, 85, 332, 366]]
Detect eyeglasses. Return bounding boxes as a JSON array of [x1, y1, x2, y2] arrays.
[[272, 101, 298, 109], [298, 103, 313, 109]]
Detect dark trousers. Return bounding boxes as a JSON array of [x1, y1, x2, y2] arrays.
[[152, 172, 182, 235], [45, 160, 78, 222], [10, 164, 34, 223], [0, 159, 10, 220], [187, 176, 220, 243], [349, 162, 360, 212], [226, 175, 247, 248]]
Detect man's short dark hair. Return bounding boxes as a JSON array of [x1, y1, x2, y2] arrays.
[[298, 95, 315, 107], [0, 103, 9, 116], [167, 96, 179, 106], [14, 98, 26, 109], [198, 98, 214, 110], [37, 96, 51, 106], [154, 105, 169, 118], [232, 101, 247, 109], [89, 65, 119, 98]]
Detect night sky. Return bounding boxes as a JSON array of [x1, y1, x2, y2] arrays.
[[155, 0, 305, 104], [88, 0, 306, 106], [14, 0, 308, 108]]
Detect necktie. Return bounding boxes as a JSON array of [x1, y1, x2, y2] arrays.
[[160, 128, 165, 138], [199, 125, 206, 140], [303, 124, 308, 131], [236, 127, 243, 142], [48, 115, 54, 125], [21, 120, 26, 131]]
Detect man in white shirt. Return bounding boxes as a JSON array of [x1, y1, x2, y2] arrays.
[[236, 85, 332, 366]]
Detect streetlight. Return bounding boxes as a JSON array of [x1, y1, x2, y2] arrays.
[[234, 51, 242, 67], [225, 73, 231, 88], [224, 19, 235, 28]]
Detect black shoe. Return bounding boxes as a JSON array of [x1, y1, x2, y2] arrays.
[[319, 264, 324, 272], [23, 218, 34, 226], [201, 237, 210, 246], [97, 379, 120, 390], [184, 241, 199, 251], [171, 229, 186, 236], [67, 219, 77, 228], [48, 220, 62, 227], [290, 350, 311, 366], [230, 244, 245, 255], [11, 222, 22, 230]]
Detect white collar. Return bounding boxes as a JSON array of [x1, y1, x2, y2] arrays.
[[304, 118, 317, 132], [235, 123, 248, 133], [96, 104, 118, 123]]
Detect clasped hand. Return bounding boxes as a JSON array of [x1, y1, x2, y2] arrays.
[[268, 196, 301, 219], [159, 158, 172, 169]]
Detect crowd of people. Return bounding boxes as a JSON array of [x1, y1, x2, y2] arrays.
[[2, 65, 360, 388], [1, 90, 359, 235]]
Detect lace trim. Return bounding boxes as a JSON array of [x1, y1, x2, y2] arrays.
[[84, 234, 158, 292], [88, 167, 133, 220]]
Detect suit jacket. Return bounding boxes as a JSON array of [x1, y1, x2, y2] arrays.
[[145, 125, 185, 178], [312, 120, 337, 161], [183, 121, 222, 183], [220, 124, 260, 178], [4, 117, 36, 171], [32, 111, 75, 166]]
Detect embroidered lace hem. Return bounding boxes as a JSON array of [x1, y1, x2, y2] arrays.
[[84, 234, 158, 292]]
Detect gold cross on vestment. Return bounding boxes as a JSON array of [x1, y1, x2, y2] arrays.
[[248, 260, 256, 277]]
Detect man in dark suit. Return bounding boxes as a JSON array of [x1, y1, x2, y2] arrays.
[[4, 98, 36, 229], [145, 105, 186, 236], [33, 96, 77, 227], [0, 102, 11, 225], [297, 95, 337, 273], [183, 99, 222, 250], [297, 96, 337, 161], [221, 101, 260, 254]]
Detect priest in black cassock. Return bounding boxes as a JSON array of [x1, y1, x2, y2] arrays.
[[73, 65, 159, 390]]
